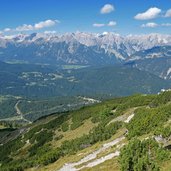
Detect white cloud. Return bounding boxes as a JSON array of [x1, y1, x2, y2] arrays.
[[134, 7, 161, 20], [141, 22, 171, 28], [93, 23, 105, 27], [108, 21, 117, 26], [93, 21, 117, 28], [16, 24, 34, 31], [1, 19, 59, 33], [161, 23, 171, 27], [100, 4, 114, 14], [141, 22, 158, 28], [165, 9, 171, 17], [4, 28, 12, 32], [34, 20, 59, 30]]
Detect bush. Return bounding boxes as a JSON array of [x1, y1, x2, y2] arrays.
[[61, 122, 69, 132], [119, 138, 169, 171]]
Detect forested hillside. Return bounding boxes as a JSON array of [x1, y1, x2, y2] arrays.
[[0, 61, 170, 98]]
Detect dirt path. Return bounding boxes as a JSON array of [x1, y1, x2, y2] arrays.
[[108, 108, 136, 125], [124, 113, 134, 123], [58, 136, 125, 171], [79, 151, 120, 169], [58, 108, 136, 171]]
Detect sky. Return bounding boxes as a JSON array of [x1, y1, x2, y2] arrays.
[[0, 0, 171, 35]]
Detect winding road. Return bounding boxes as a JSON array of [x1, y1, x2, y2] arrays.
[[15, 100, 32, 124]]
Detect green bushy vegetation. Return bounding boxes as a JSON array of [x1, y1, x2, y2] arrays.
[[1, 92, 171, 171], [28, 130, 54, 156], [33, 121, 122, 167], [0, 120, 122, 170], [0, 96, 18, 119], [127, 103, 171, 139], [61, 122, 69, 132], [23, 114, 68, 141], [154, 126, 171, 139], [126, 91, 171, 139], [115, 94, 155, 115], [0, 137, 24, 165], [119, 138, 170, 171], [70, 94, 155, 130], [150, 91, 171, 107]]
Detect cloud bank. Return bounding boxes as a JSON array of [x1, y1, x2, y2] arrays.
[[2, 19, 59, 33]]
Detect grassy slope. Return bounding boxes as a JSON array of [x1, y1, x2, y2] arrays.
[[1, 92, 171, 171], [26, 128, 126, 171]]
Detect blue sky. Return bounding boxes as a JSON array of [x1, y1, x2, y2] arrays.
[[0, 0, 171, 35]]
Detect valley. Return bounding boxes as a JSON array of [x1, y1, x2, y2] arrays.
[[0, 61, 170, 98], [1, 59, 171, 124], [1, 1, 171, 170], [1, 32, 171, 102], [0, 95, 100, 124]]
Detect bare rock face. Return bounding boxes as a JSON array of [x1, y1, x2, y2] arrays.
[[0, 32, 171, 66]]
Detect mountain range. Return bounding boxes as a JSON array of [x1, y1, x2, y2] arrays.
[[127, 46, 171, 79], [1, 32, 171, 65], [0, 32, 171, 100], [1, 32, 171, 171]]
